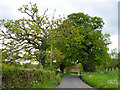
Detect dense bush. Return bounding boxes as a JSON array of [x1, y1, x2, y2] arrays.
[[2, 64, 58, 88]]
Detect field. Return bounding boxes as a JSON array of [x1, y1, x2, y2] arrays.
[[80, 71, 118, 88]]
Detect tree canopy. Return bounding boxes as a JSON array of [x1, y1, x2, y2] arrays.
[[55, 13, 111, 72], [0, 3, 111, 72], [0, 3, 65, 69]]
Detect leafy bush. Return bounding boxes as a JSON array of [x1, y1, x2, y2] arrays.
[[2, 64, 58, 88]]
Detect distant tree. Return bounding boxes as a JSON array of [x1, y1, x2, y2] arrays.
[[24, 62, 37, 69], [105, 48, 118, 70], [110, 48, 118, 59], [118, 52, 120, 69]]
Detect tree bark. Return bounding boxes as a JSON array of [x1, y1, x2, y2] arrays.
[[60, 64, 65, 73], [39, 61, 43, 70]]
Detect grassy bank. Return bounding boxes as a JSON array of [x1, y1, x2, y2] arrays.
[[80, 71, 118, 88], [31, 73, 62, 88], [31, 72, 77, 88]]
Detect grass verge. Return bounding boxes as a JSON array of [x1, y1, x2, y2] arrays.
[[31, 73, 62, 88], [80, 71, 118, 88], [32, 73, 77, 88]]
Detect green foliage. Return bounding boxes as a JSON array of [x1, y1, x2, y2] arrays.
[[0, 3, 65, 69], [55, 12, 111, 72], [0, 2, 111, 73], [110, 48, 118, 59], [81, 71, 118, 88], [100, 48, 119, 71], [2, 64, 59, 88], [70, 72, 78, 75], [23, 63, 37, 69], [52, 48, 65, 63], [78, 63, 84, 72], [2, 61, 23, 68]]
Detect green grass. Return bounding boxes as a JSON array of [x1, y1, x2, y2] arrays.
[[80, 71, 118, 88], [31, 72, 76, 88], [31, 81, 58, 88], [31, 73, 62, 88], [61, 73, 76, 76]]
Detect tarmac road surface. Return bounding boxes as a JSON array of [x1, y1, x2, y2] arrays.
[[55, 75, 96, 89]]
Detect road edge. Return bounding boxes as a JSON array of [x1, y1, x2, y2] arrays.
[[79, 74, 97, 89]]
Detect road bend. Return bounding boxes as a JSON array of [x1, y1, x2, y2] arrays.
[[55, 75, 96, 89]]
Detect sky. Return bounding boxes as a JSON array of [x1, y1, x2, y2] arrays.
[[0, 0, 119, 53]]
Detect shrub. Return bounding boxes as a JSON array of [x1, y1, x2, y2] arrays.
[[2, 64, 56, 88]]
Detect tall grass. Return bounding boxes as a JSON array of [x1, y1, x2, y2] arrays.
[[80, 71, 118, 88]]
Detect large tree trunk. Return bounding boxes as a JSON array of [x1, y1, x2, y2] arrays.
[[82, 64, 87, 72], [82, 63, 96, 72], [40, 39, 47, 69], [41, 56, 45, 69], [39, 61, 43, 70], [60, 64, 65, 73]]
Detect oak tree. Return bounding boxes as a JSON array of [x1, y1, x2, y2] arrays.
[[56, 13, 111, 72], [0, 3, 65, 69]]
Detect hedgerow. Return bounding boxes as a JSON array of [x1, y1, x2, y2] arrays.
[[2, 64, 57, 88]]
